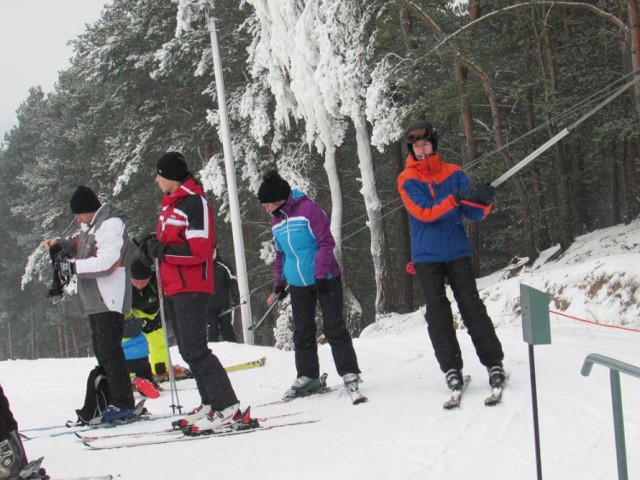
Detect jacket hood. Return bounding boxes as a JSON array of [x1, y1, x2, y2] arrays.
[[90, 202, 127, 227]]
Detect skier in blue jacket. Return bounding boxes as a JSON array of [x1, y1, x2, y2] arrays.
[[258, 169, 363, 401], [398, 121, 505, 398]]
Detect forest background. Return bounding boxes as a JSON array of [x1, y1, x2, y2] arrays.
[[1, 0, 640, 360]]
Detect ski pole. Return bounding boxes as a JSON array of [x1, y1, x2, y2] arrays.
[[218, 300, 247, 317], [154, 258, 182, 415], [491, 73, 640, 188], [248, 287, 289, 332]]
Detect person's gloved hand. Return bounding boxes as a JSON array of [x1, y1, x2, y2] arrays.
[[267, 284, 288, 305], [141, 237, 166, 261], [315, 278, 332, 296], [475, 185, 496, 205]]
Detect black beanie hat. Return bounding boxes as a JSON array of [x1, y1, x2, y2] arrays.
[[156, 152, 189, 182], [69, 186, 101, 214], [257, 169, 291, 204], [131, 258, 153, 280]]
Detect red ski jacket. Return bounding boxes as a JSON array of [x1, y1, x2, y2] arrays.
[[156, 177, 215, 296]]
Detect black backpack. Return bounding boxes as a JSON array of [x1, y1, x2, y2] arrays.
[[75, 366, 110, 424]]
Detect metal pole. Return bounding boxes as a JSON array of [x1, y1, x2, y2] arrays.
[[248, 290, 286, 332], [154, 259, 182, 415], [609, 370, 628, 480], [528, 344, 543, 480], [206, 12, 254, 345]]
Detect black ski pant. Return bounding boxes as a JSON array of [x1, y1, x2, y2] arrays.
[[289, 277, 360, 379], [166, 292, 238, 410], [0, 384, 17, 441], [89, 311, 135, 410], [415, 257, 504, 373], [208, 306, 237, 343]]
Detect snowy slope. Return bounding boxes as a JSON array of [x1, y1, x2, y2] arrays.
[[4, 221, 640, 479]]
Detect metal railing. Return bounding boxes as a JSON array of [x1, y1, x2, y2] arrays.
[[581, 353, 640, 480]]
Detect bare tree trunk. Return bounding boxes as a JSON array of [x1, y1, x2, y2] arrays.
[[7, 321, 12, 360], [463, 60, 538, 262], [611, 142, 621, 225], [536, 6, 574, 251], [324, 146, 365, 328], [31, 310, 36, 359], [57, 324, 65, 358], [353, 114, 393, 314], [627, 0, 640, 115], [391, 141, 413, 313], [626, 140, 640, 220]]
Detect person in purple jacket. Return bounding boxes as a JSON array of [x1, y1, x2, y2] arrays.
[[258, 169, 362, 400]]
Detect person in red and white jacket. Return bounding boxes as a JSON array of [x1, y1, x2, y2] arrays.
[[140, 152, 239, 434]]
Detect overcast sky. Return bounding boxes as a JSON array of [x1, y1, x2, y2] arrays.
[[0, 0, 108, 140]]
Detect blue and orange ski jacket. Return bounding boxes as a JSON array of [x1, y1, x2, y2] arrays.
[[397, 153, 492, 263]]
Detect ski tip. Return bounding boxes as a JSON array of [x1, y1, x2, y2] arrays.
[[352, 396, 368, 405]]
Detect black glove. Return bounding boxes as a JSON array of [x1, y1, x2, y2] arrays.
[[268, 284, 288, 305], [275, 284, 288, 300], [58, 258, 76, 278], [141, 237, 166, 261], [315, 278, 332, 296], [472, 185, 496, 205], [142, 317, 162, 334]]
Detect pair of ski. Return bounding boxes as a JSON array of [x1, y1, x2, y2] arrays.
[[23, 357, 268, 437], [258, 373, 368, 407], [79, 410, 318, 450], [442, 375, 505, 409]]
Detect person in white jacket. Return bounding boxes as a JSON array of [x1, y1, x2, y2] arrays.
[[43, 186, 136, 423]]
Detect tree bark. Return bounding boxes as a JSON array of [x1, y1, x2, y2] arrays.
[[391, 141, 414, 313], [353, 114, 394, 314]]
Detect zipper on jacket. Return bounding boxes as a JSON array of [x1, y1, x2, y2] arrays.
[[282, 210, 308, 286]]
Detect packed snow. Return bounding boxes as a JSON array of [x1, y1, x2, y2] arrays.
[[5, 221, 640, 479]]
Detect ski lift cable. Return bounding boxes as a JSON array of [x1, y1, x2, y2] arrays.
[[465, 69, 640, 171]]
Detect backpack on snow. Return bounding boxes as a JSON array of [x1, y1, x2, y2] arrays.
[[75, 366, 110, 424]]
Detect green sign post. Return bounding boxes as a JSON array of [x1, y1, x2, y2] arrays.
[[520, 284, 551, 480]]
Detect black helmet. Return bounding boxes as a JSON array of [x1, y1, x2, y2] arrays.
[[405, 121, 438, 156]]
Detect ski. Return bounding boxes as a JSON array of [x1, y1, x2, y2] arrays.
[[347, 388, 368, 405], [484, 388, 503, 406], [224, 356, 267, 373], [52, 476, 113, 480], [484, 376, 507, 406], [18, 456, 44, 479], [443, 375, 471, 409], [25, 412, 176, 441], [82, 419, 320, 450], [78, 411, 303, 442]]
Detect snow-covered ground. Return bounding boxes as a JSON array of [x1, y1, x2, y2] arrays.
[[5, 221, 640, 479]]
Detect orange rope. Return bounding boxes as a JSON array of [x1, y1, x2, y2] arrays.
[[549, 310, 640, 333]]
